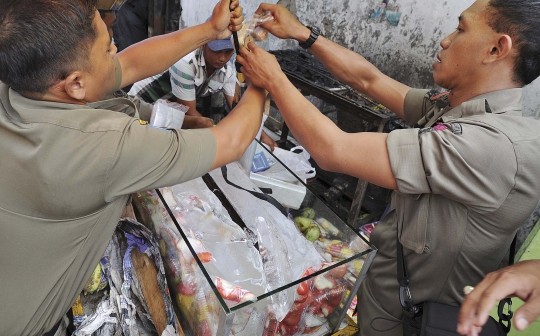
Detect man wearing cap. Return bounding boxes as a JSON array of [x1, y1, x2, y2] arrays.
[[170, 37, 238, 119], [131, 36, 278, 149]]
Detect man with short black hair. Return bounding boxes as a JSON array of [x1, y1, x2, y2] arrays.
[[0, 0, 270, 335], [237, 0, 540, 334]]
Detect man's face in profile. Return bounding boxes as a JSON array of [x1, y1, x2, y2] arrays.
[[432, 0, 500, 90], [79, 10, 118, 102]]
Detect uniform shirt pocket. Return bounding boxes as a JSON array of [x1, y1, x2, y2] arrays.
[[395, 192, 430, 254]]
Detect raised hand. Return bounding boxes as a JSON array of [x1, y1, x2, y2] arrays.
[[255, 3, 310, 42], [209, 0, 245, 39]]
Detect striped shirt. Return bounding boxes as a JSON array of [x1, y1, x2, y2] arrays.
[[170, 47, 236, 101], [128, 47, 236, 104]]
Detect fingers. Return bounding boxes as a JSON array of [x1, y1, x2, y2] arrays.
[[473, 274, 512, 327], [229, 6, 244, 31], [269, 141, 276, 152], [229, 0, 239, 11], [514, 292, 540, 331], [230, 6, 243, 20], [256, 3, 276, 15], [458, 273, 501, 334], [246, 41, 260, 52]]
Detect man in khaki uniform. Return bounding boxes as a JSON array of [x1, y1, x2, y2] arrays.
[[236, 0, 540, 335], [0, 0, 267, 335]]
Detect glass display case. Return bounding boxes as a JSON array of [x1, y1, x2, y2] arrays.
[[133, 143, 376, 336]]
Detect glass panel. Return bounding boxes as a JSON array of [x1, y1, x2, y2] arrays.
[[133, 142, 376, 335]]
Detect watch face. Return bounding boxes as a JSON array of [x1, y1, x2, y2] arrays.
[[311, 26, 321, 35]]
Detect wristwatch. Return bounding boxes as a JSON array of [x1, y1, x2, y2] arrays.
[[299, 26, 321, 49]]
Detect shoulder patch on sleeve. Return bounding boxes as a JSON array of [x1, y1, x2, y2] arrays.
[[448, 123, 463, 135], [426, 90, 450, 102], [418, 122, 463, 138]]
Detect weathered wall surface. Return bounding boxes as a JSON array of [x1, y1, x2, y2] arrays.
[[181, 0, 540, 116]]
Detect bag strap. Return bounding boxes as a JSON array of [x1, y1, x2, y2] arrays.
[[396, 231, 419, 316], [220, 165, 288, 217], [396, 229, 517, 327], [498, 236, 517, 333]]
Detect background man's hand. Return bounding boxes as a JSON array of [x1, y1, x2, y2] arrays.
[[236, 42, 287, 91], [210, 0, 244, 39], [255, 3, 310, 41], [260, 131, 277, 151], [458, 260, 540, 335]]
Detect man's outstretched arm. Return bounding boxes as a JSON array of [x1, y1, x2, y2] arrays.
[[237, 44, 397, 190], [117, 0, 243, 88], [209, 84, 266, 170], [256, 3, 411, 119]]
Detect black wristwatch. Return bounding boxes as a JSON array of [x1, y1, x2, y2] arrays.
[[299, 26, 320, 49]]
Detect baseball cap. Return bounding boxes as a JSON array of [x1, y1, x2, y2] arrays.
[[207, 37, 235, 51]]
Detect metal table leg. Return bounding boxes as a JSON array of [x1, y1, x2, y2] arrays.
[[278, 122, 290, 149], [347, 121, 386, 229]]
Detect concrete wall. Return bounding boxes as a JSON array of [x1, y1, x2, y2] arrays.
[[180, 0, 540, 116]]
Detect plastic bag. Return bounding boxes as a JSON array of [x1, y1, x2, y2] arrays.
[[74, 218, 179, 335], [150, 99, 188, 129], [237, 11, 274, 47], [259, 146, 316, 182]]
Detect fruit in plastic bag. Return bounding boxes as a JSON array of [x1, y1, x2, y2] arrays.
[[315, 217, 342, 237], [302, 208, 316, 219], [305, 225, 321, 242], [294, 216, 312, 232]]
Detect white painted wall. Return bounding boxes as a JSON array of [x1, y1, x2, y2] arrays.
[[180, 0, 540, 117]]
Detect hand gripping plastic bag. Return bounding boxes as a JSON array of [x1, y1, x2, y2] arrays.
[[237, 11, 274, 47]]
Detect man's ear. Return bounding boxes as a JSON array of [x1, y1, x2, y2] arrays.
[[63, 71, 87, 101], [485, 34, 513, 64]]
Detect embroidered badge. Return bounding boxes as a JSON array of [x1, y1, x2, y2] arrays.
[[418, 122, 463, 137], [449, 123, 463, 135], [425, 90, 450, 102], [432, 123, 447, 131]]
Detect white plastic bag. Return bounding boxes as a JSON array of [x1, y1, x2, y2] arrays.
[[260, 146, 316, 182], [150, 99, 188, 129]]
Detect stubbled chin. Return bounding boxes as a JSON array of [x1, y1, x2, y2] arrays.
[[432, 71, 444, 88]]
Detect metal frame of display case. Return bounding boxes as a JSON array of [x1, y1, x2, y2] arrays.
[[134, 140, 377, 336]]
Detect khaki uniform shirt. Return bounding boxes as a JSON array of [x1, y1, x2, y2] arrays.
[[358, 88, 540, 335], [0, 83, 216, 335]]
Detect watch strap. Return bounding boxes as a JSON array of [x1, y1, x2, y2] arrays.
[[299, 26, 320, 49]]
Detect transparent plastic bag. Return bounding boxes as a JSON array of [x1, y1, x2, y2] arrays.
[[237, 11, 274, 46], [259, 146, 316, 182], [150, 99, 188, 129]]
